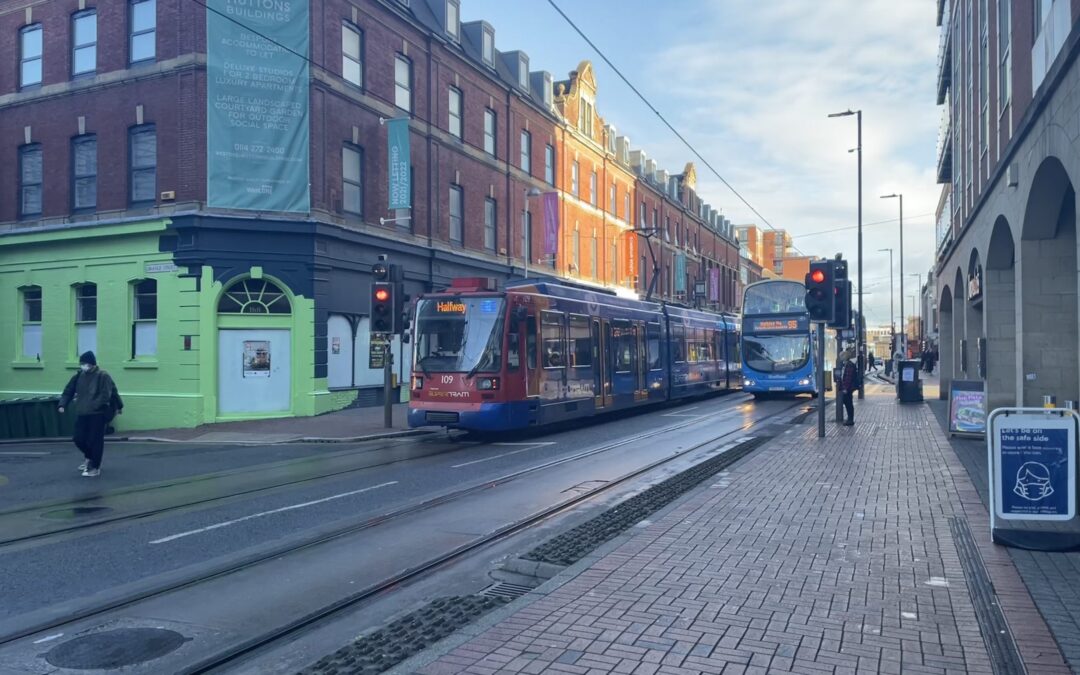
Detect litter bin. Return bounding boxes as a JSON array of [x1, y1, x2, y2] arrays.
[[2, 398, 31, 439], [34, 396, 63, 438], [897, 359, 923, 403]]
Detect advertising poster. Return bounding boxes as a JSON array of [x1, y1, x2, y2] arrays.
[[387, 117, 411, 209], [709, 267, 720, 302], [992, 414, 1075, 521], [331, 336, 341, 355], [949, 379, 986, 436], [206, 0, 310, 212], [674, 253, 687, 293], [243, 340, 271, 377]]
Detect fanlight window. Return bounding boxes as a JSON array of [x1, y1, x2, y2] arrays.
[[218, 279, 291, 314]]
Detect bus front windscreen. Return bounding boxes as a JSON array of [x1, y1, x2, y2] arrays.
[[743, 334, 811, 373], [743, 281, 806, 316], [414, 297, 505, 374]]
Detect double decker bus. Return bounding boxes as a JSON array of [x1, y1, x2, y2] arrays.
[[740, 279, 827, 398]]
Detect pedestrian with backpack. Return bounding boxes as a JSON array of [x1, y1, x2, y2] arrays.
[[838, 349, 857, 427], [58, 351, 122, 477]]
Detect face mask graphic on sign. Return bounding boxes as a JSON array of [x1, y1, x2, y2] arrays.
[[1014, 462, 1055, 501]]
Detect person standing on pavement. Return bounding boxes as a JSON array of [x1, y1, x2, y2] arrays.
[[838, 349, 857, 426], [58, 351, 122, 477], [868, 352, 877, 372]]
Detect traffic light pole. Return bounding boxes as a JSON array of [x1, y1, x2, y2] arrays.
[[817, 323, 826, 439], [384, 341, 393, 428]]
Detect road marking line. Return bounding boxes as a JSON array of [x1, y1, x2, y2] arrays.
[[33, 633, 64, 644], [452, 444, 552, 468], [492, 442, 557, 446], [0, 451, 50, 456], [149, 481, 398, 544]]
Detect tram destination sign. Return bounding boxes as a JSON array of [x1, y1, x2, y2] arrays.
[[747, 315, 809, 333]]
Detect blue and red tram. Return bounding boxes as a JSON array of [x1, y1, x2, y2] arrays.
[[407, 278, 742, 432]]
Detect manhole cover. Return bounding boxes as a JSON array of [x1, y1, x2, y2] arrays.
[[46, 628, 186, 669], [41, 506, 113, 520]]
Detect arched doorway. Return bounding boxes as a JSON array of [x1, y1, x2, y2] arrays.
[[1021, 157, 1077, 406], [939, 285, 953, 399], [985, 217, 1017, 409], [964, 249, 985, 377], [216, 277, 294, 415]]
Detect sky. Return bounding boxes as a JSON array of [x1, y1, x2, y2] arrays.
[[462, 0, 942, 328]]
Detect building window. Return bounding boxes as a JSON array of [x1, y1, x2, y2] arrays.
[[20, 24, 43, 88], [130, 0, 156, 63], [544, 144, 555, 185], [483, 108, 496, 156], [484, 197, 497, 251], [342, 144, 363, 215], [999, 0, 1011, 114], [524, 210, 532, 262], [571, 161, 579, 196], [624, 193, 630, 222], [394, 55, 412, 112], [579, 99, 593, 136], [482, 28, 494, 65], [72, 135, 97, 210], [218, 278, 291, 314], [72, 10, 97, 77], [132, 279, 157, 357], [590, 235, 598, 280], [639, 201, 646, 226], [449, 184, 463, 243], [20, 286, 42, 360], [517, 55, 528, 89], [980, 0, 989, 155], [572, 229, 580, 273], [342, 22, 363, 87], [611, 243, 618, 283], [448, 86, 462, 139], [75, 283, 98, 356], [610, 183, 617, 216], [589, 171, 597, 207], [19, 144, 43, 217], [446, 0, 459, 40], [129, 125, 157, 203], [520, 130, 531, 174]]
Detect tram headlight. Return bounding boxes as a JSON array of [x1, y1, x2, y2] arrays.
[[412, 376, 423, 390], [477, 377, 500, 391]]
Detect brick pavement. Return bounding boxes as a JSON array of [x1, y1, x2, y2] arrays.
[[405, 388, 1069, 674]]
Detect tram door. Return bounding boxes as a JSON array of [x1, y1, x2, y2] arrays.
[[592, 318, 612, 408], [636, 322, 647, 397], [526, 314, 540, 397]]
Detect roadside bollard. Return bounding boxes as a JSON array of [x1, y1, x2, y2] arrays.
[[1043, 395, 1057, 409], [1066, 400, 1077, 411]]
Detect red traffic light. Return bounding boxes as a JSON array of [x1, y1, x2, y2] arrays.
[[374, 288, 390, 302], [810, 269, 826, 284]]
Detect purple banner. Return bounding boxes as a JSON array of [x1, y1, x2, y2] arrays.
[[542, 192, 559, 256], [709, 268, 720, 302]]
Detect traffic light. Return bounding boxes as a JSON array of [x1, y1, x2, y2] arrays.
[[372, 260, 391, 282], [371, 282, 395, 334], [830, 260, 852, 329], [805, 260, 836, 323]]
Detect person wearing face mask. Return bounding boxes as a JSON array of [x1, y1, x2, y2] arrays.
[[58, 351, 123, 477]]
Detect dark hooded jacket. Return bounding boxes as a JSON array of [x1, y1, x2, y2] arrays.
[[60, 366, 123, 417]]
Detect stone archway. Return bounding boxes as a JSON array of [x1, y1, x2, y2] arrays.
[[1021, 157, 1078, 406], [953, 268, 965, 379], [939, 285, 953, 399], [985, 217, 1017, 409], [964, 249, 985, 377]]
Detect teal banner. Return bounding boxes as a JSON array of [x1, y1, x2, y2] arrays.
[[387, 118, 411, 210], [206, 0, 310, 213], [675, 253, 687, 293]]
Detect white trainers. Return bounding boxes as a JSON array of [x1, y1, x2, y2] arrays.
[[82, 468, 100, 477], [78, 461, 88, 472]]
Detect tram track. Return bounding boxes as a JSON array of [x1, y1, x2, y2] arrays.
[[0, 393, 781, 649]]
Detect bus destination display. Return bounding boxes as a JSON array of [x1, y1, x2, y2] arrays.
[[748, 316, 809, 333]]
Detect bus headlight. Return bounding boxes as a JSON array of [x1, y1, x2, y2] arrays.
[[412, 376, 423, 390], [743, 379, 755, 387], [798, 378, 811, 386], [478, 377, 500, 390]]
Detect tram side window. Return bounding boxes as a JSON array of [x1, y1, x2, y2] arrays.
[[541, 311, 565, 368], [646, 322, 662, 370], [701, 329, 713, 362], [569, 314, 591, 367], [526, 316, 537, 369], [507, 320, 520, 370], [672, 325, 686, 363], [613, 324, 636, 372]]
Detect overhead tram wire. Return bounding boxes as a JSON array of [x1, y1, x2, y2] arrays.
[[793, 213, 935, 240], [544, 0, 783, 236]]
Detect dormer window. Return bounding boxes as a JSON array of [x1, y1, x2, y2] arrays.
[[543, 73, 552, 107], [482, 28, 494, 65], [579, 99, 594, 136], [446, 0, 459, 41], [517, 55, 528, 89]]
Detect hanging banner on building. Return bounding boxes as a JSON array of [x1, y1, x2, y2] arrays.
[[674, 253, 687, 293], [709, 267, 720, 302], [622, 230, 638, 282], [542, 192, 559, 255], [206, 0, 310, 213], [387, 117, 411, 209]]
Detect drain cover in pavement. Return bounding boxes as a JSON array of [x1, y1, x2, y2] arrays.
[[41, 506, 113, 520], [45, 628, 186, 669]]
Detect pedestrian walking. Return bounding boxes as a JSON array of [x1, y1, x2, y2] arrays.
[[58, 351, 122, 477], [838, 349, 857, 426], [868, 352, 877, 372]]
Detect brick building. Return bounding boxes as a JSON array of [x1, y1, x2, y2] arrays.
[[932, 0, 1080, 409], [0, 0, 739, 430]]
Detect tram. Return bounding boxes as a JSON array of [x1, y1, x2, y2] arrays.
[[407, 278, 741, 432]]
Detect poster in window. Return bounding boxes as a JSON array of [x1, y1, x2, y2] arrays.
[[331, 336, 341, 354], [243, 340, 272, 378]]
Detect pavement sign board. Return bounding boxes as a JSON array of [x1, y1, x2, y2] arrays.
[[949, 379, 986, 436]]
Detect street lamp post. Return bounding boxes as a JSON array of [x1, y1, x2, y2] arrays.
[[523, 187, 542, 278], [828, 109, 864, 398], [880, 193, 904, 355], [878, 247, 895, 353]]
